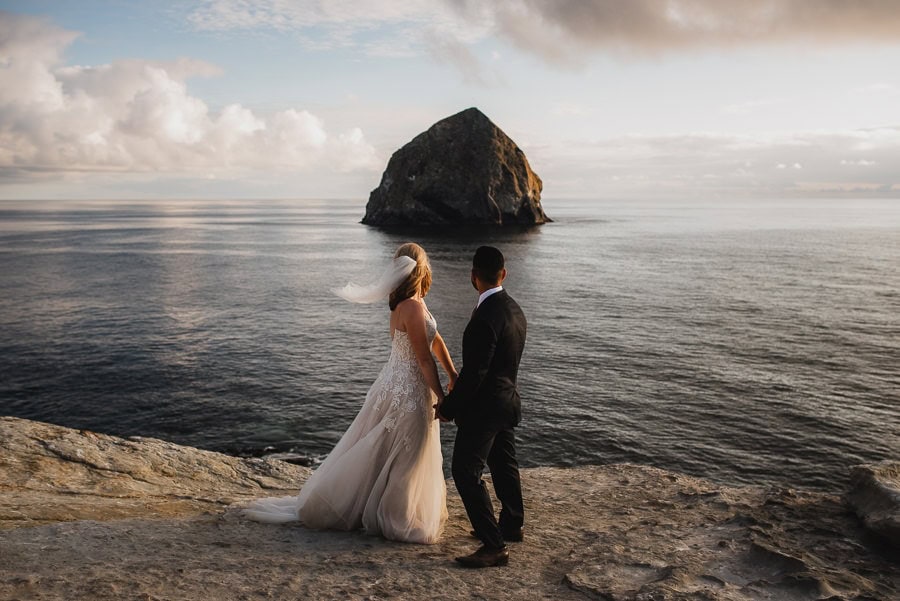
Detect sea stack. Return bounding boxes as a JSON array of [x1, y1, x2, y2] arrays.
[[362, 108, 550, 226]]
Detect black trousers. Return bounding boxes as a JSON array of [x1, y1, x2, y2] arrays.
[[451, 427, 524, 550]]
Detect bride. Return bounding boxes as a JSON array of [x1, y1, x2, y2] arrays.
[[243, 242, 456, 544]]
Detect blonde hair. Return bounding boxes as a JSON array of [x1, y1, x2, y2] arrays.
[[389, 242, 432, 310]]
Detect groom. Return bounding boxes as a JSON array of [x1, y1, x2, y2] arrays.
[[436, 246, 527, 568]]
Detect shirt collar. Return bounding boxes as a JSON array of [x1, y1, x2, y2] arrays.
[[476, 286, 503, 308]]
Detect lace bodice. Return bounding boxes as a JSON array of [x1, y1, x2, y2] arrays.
[[371, 309, 438, 420], [390, 310, 437, 363]]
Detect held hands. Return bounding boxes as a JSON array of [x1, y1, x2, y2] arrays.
[[433, 397, 450, 422], [434, 373, 457, 422]]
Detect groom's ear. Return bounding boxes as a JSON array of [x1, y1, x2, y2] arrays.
[[499, 268, 508, 284]]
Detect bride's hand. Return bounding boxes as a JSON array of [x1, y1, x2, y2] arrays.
[[433, 401, 449, 422]]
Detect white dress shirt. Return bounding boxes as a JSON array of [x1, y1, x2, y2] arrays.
[[476, 286, 503, 309]]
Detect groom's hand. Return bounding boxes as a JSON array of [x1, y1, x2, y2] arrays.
[[433, 403, 450, 422]]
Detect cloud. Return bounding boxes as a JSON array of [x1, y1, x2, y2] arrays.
[[442, 0, 900, 62], [184, 1, 900, 80], [0, 11, 378, 184], [422, 30, 494, 86], [186, 0, 496, 82], [184, 0, 466, 48], [186, 0, 434, 32]]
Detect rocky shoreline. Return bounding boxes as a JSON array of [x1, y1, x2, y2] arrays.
[[1, 416, 897, 600]]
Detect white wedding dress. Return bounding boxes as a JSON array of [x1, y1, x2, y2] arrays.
[[243, 310, 448, 544]]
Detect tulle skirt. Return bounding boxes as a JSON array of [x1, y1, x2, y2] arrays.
[[243, 361, 447, 544]]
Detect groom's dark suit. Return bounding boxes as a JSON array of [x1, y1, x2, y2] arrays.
[[440, 289, 527, 550]]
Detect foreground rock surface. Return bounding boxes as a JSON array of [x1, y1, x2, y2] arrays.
[[846, 460, 900, 548], [1, 417, 897, 601], [363, 107, 550, 226], [0, 416, 309, 527]]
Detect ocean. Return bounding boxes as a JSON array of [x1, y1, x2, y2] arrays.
[[1, 197, 897, 492]]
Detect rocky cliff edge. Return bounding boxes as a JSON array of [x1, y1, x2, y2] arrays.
[[1, 416, 897, 601]]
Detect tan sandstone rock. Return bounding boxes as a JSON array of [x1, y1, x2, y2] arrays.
[[1, 417, 897, 600], [0, 416, 309, 527]]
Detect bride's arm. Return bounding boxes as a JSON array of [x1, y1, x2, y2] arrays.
[[431, 332, 458, 389], [398, 300, 445, 402]]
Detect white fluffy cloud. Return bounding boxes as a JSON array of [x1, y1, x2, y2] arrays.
[[0, 12, 378, 183]]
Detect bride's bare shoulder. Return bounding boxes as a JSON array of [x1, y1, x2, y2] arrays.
[[394, 298, 427, 323], [395, 297, 424, 312]]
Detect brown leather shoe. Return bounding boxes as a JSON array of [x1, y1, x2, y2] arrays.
[[455, 545, 509, 568]]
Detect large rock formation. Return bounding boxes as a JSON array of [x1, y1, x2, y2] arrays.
[[363, 108, 550, 226], [2, 416, 898, 601], [846, 461, 900, 547]]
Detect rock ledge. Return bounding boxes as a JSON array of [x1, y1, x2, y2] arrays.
[[846, 460, 900, 547], [0, 416, 308, 527], [2, 417, 897, 601]]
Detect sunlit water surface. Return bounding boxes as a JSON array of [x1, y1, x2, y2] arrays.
[[1, 198, 897, 491]]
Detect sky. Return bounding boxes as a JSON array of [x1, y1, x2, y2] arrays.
[[1, 0, 899, 201]]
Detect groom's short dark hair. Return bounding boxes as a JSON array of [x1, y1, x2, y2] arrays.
[[473, 246, 505, 283]]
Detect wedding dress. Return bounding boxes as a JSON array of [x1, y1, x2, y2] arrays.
[[243, 310, 448, 544]]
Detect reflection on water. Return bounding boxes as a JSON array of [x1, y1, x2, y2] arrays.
[[1, 198, 898, 492]]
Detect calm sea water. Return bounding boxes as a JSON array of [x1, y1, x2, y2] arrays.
[[1, 198, 897, 492]]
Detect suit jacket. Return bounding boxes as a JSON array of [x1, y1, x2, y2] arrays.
[[440, 289, 527, 430]]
